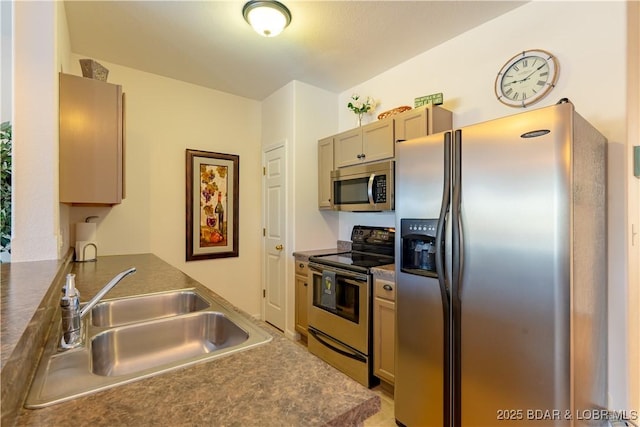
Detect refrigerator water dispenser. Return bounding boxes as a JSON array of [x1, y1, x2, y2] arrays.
[[400, 218, 439, 277]]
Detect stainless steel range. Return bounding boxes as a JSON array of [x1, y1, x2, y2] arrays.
[[307, 225, 394, 387]]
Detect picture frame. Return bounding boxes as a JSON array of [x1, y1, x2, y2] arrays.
[[186, 149, 239, 261]]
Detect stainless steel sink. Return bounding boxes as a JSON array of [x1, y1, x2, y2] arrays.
[[25, 288, 272, 408], [91, 312, 249, 377], [91, 289, 210, 327]]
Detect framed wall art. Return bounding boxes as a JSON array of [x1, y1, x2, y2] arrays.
[[186, 149, 239, 261]]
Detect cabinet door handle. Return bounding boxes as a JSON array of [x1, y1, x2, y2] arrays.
[[383, 284, 393, 291], [361, 153, 366, 159], [299, 263, 304, 268], [275, 244, 284, 251]]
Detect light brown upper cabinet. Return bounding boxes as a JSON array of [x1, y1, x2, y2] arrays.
[[317, 136, 334, 209], [334, 119, 395, 168], [333, 105, 452, 169], [59, 73, 125, 205], [394, 104, 453, 142]]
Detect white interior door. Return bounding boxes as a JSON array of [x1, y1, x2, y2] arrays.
[[263, 144, 286, 331]]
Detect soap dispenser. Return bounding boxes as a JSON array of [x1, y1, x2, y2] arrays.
[[60, 273, 81, 347]]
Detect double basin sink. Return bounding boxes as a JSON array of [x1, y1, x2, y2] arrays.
[[26, 288, 272, 408]]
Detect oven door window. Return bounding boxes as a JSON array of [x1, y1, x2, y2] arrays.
[[311, 273, 360, 323]]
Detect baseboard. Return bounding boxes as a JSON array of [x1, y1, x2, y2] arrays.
[[284, 329, 300, 341]]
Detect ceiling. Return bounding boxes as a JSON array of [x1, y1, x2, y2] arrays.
[[64, 1, 528, 101]]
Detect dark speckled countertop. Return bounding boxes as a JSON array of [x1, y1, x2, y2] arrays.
[[291, 240, 352, 262], [292, 248, 340, 261], [1, 258, 66, 368], [370, 264, 395, 281], [3, 254, 380, 427]]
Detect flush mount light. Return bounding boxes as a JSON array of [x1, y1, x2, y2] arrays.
[[242, 0, 291, 37]]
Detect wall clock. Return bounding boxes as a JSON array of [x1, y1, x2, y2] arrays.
[[494, 49, 559, 108]]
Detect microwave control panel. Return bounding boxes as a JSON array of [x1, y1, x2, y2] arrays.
[[373, 175, 387, 203]]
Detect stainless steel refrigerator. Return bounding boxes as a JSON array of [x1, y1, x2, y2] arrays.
[[394, 101, 607, 427]]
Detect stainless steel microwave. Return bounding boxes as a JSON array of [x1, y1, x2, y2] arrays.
[[330, 160, 394, 212]]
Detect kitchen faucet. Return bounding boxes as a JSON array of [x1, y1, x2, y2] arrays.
[[60, 267, 136, 349]]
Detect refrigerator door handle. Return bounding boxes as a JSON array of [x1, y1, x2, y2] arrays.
[[436, 132, 452, 291], [451, 128, 463, 427], [436, 131, 453, 427], [452, 129, 463, 297]]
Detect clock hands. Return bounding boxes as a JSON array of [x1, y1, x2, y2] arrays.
[[503, 61, 547, 87], [520, 62, 547, 83]]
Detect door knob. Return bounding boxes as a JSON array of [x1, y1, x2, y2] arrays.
[[275, 244, 284, 251]]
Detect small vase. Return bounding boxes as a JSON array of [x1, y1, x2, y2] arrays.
[[356, 113, 364, 127]]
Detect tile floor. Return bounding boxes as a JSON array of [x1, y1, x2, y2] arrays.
[[364, 383, 396, 426]]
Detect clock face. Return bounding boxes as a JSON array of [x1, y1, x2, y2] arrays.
[[495, 49, 559, 107]]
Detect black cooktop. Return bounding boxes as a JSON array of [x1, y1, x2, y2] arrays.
[[310, 251, 394, 271], [309, 225, 395, 273]]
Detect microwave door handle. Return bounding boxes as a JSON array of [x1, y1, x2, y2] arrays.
[[367, 173, 375, 205]]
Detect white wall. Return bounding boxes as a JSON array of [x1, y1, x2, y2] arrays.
[[1, 0, 12, 124], [291, 80, 339, 252], [339, 1, 625, 133], [261, 82, 295, 333], [262, 80, 339, 337], [56, 0, 72, 260], [0, 0, 12, 263], [338, 1, 627, 243], [338, 1, 631, 412], [12, 4, 263, 320], [64, 57, 151, 257], [63, 57, 263, 317], [11, 1, 62, 262], [260, 79, 348, 254]]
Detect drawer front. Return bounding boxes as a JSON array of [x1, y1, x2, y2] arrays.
[[295, 259, 309, 276], [374, 278, 396, 301]]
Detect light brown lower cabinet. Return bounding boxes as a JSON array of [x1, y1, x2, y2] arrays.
[[294, 258, 309, 339], [373, 277, 395, 385]]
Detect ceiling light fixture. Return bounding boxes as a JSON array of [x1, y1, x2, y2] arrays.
[[242, 0, 291, 37]]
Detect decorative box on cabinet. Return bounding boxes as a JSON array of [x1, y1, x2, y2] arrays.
[[59, 73, 125, 205], [394, 104, 453, 142], [294, 257, 310, 339], [373, 277, 396, 385], [318, 137, 334, 209], [334, 119, 395, 168]]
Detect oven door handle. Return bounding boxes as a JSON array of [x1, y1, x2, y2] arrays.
[[309, 328, 366, 363], [308, 263, 369, 282]]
